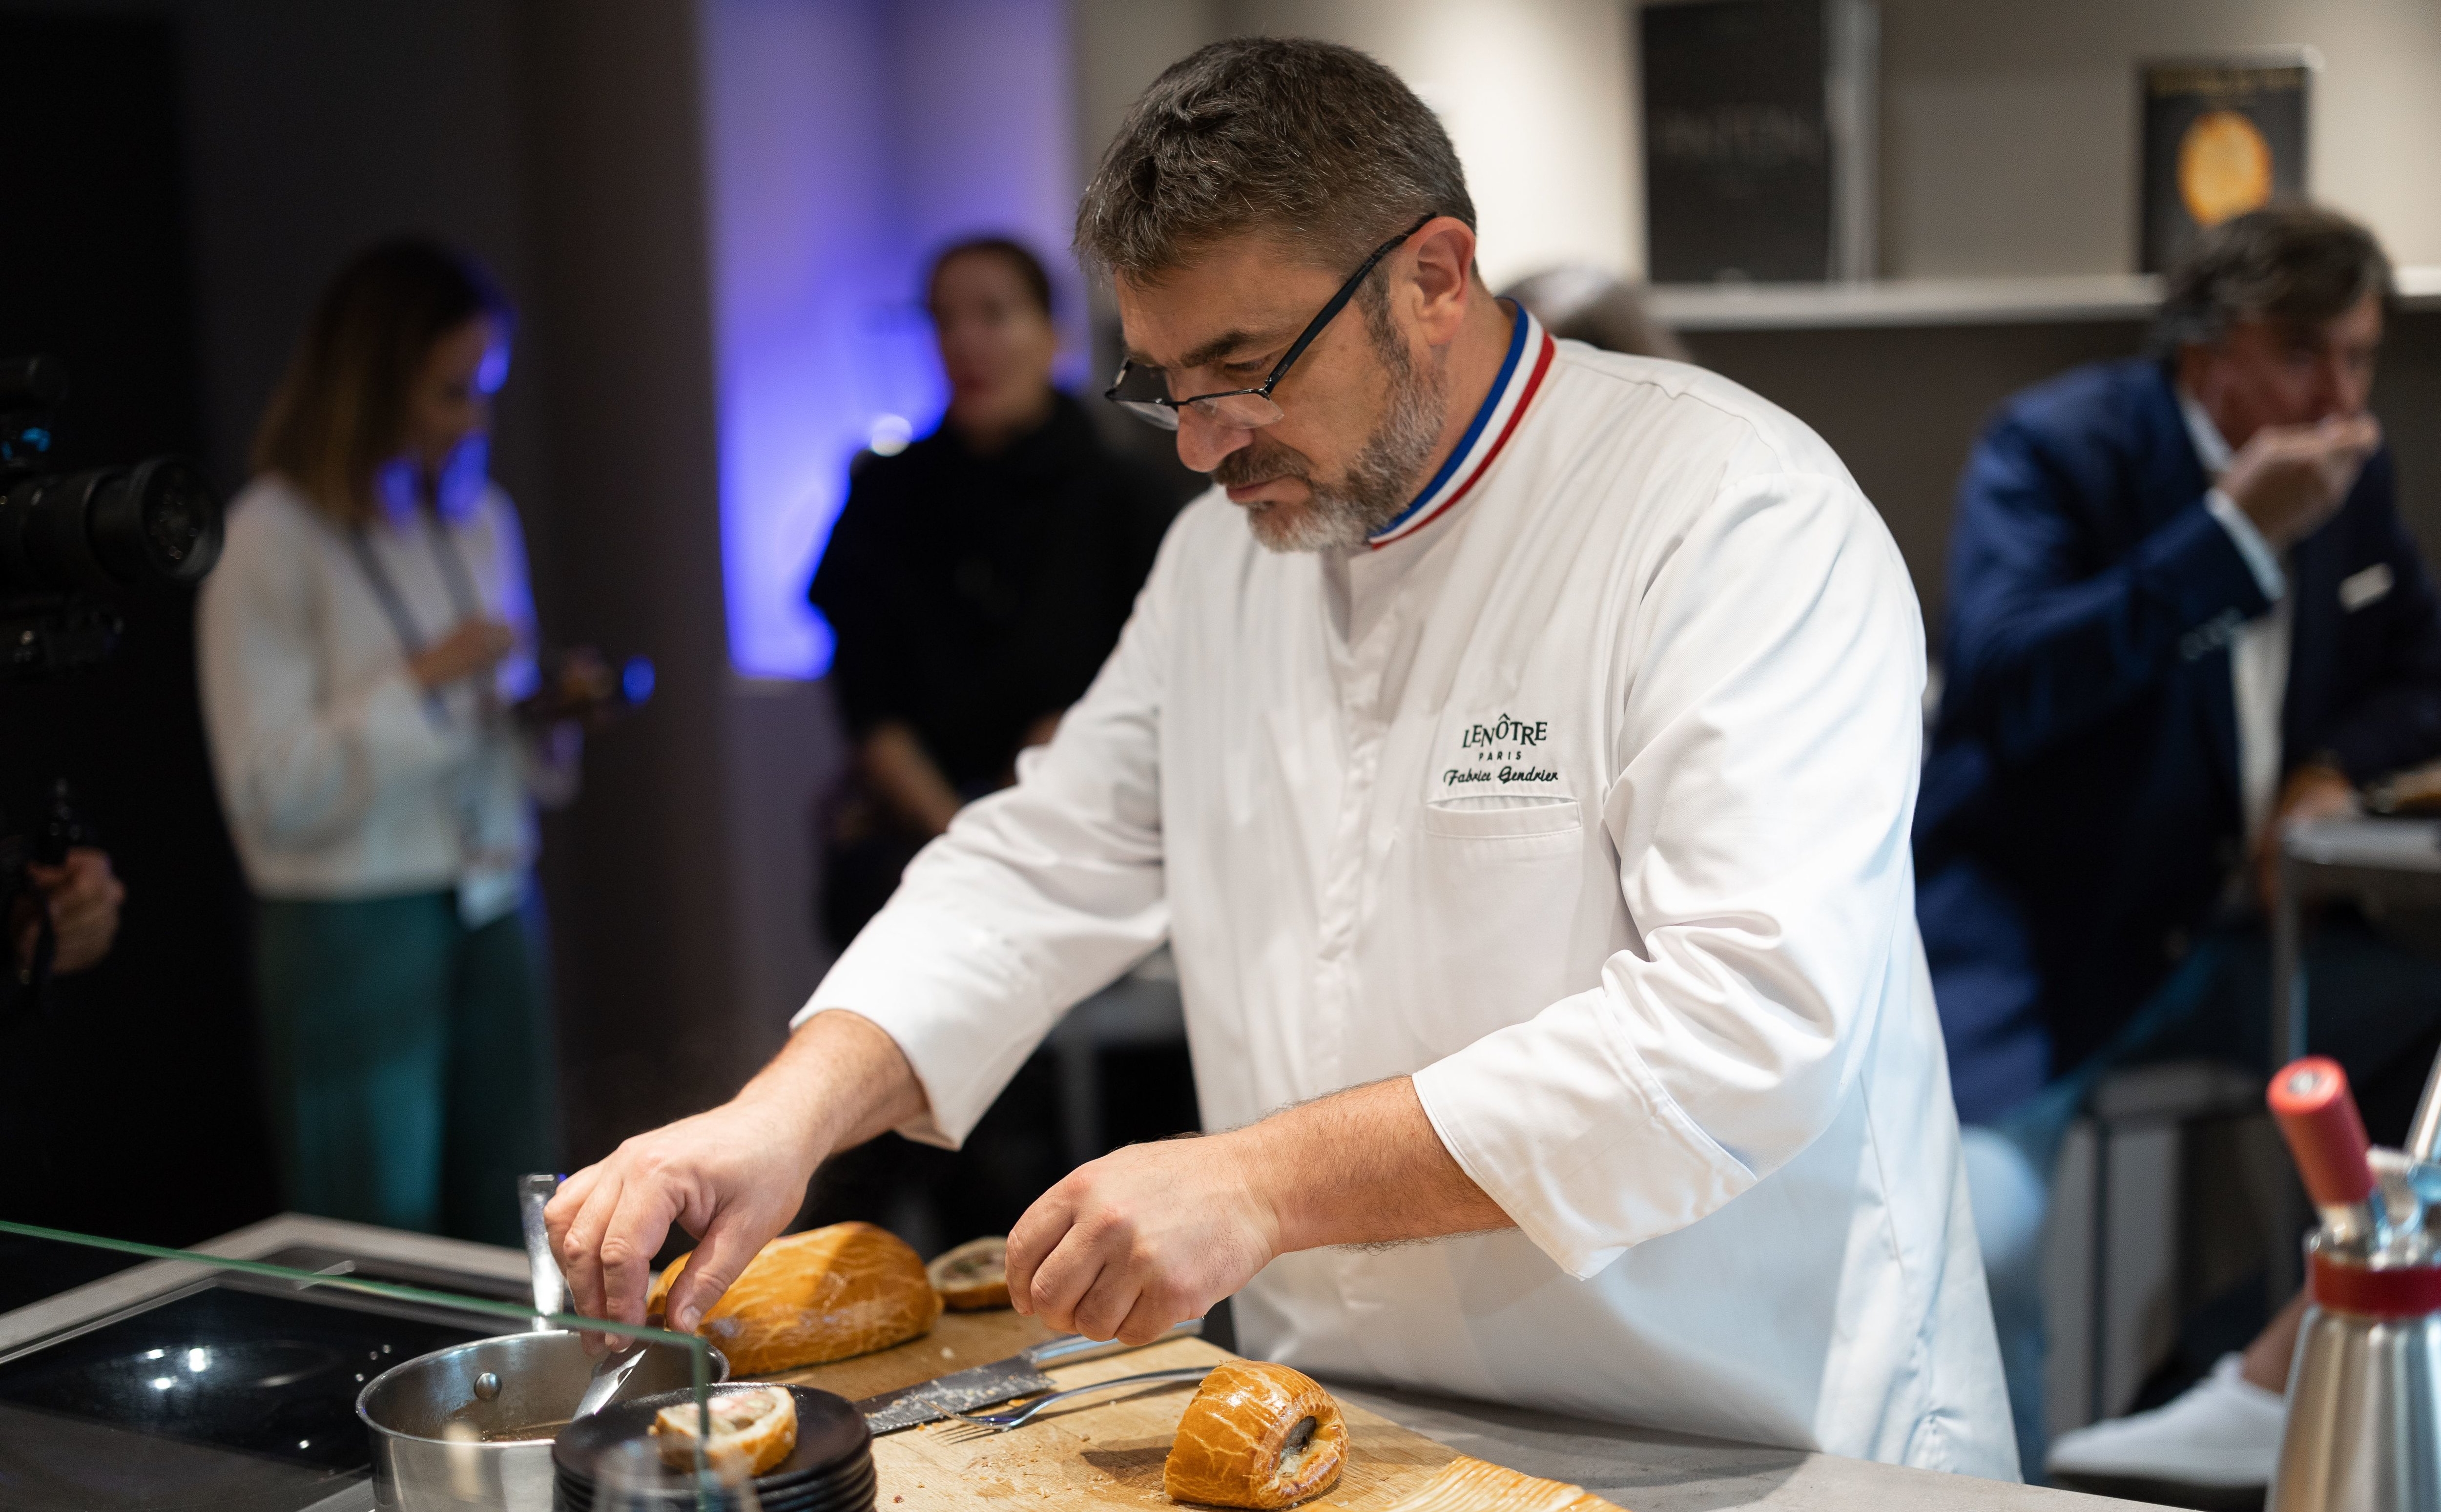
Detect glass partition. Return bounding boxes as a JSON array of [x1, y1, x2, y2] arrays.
[[0, 1218, 729, 1510]]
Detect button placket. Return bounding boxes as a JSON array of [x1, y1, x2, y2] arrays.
[[1305, 611, 1395, 1094]]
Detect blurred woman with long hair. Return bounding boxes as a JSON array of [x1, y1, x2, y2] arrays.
[[199, 237, 570, 1244]]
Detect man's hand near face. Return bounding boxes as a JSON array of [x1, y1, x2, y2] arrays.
[[2222, 414, 2383, 550], [2254, 762, 2360, 912]]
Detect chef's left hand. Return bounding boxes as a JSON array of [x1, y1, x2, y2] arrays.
[[2255, 762, 2358, 911], [1003, 1131, 1282, 1346]]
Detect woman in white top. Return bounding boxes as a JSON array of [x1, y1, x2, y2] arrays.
[[198, 238, 573, 1244]]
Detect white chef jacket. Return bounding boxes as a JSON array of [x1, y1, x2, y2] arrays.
[[198, 473, 568, 920], [804, 310, 2017, 1477]]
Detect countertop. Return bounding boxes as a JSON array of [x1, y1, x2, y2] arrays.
[[0, 1217, 2154, 1512], [1328, 1381, 2148, 1511]]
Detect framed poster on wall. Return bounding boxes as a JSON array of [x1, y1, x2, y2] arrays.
[[1640, 0, 1877, 285], [2139, 52, 2314, 273]]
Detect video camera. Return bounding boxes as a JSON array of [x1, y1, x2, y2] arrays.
[[1, 354, 224, 681], [2, 355, 220, 1018]]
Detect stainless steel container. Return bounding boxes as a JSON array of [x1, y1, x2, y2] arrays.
[[2268, 1055, 2441, 1512], [357, 1330, 727, 1510], [2277, 1280, 2441, 1512]]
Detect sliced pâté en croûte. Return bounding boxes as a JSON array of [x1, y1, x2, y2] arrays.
[[646, 1222, 941, 1375], [1164, 1360, 1348, 1509], [650, 1384, 798, 1476]]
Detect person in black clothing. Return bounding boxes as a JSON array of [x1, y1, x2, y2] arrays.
[[802, 237, 1186, 1251], [811, 236, 1179, 948]]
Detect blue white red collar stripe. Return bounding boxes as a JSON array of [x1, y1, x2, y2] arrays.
[[1367, 306, 1554, 549]]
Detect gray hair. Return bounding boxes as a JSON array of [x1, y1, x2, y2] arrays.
[[1075, 37, 1475, 286], [2151, 204, 2395, 355]]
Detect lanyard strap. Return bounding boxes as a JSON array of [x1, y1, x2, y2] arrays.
[[349, 529, 427, 655], [426, 518, 482, 623], [348, 511, 484, 657], [350, 511, 489, 738], [345, 505, 504, 886]]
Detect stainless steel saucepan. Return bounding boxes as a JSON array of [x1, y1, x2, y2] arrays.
[[356, 1331, 728, 1510]]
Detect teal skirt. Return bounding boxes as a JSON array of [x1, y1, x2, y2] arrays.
[[254, 890, 557, 1246]]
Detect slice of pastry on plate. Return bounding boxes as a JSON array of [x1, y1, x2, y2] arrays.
[[650, 1385, 798, 1476]]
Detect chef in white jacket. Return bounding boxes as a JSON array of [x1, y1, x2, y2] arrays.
[[551, 37, 2013, 1475]]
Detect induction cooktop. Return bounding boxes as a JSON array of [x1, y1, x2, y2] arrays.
[[0, 1223, 533, 1512]]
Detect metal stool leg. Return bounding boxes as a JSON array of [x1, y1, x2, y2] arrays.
[[2269, 847, 2308, 1305], [2089, 1117, 2111, 1427]]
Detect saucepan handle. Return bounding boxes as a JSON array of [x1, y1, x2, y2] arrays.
[[520, 1171, 568, 1327]]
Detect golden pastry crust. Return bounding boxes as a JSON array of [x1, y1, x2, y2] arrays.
[[650, 1385, 798, 1476], [1368, 1454, 1625, 1512], [926, 1236, 1011, 1311], [646, 1222, 942, 1375], [1164, 1360, 1347, 1509]]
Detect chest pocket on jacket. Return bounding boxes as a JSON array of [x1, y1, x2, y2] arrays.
[[1404, 797, 1594, 1047], [1421, 796, 1582, 841]]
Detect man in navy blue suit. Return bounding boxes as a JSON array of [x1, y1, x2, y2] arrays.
[[1918, 205, 2441, 1495]]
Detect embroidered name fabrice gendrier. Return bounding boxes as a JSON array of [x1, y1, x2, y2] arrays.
[[1436, 712, 1566, 796]]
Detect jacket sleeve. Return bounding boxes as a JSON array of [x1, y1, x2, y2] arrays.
[[196, 497, 468, 852], [2310, 459, 2441, 781], [793, 514, 1179, 1146], [1941, 414, 2271, 765], [1410, 460, 1930, 1278]]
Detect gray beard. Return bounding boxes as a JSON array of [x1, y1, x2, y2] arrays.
[[1222, 327, 1448, 554]]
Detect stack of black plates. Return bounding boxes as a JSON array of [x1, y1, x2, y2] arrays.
[[552, 1384, 875, 1512]]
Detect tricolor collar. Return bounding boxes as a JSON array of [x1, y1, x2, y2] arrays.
[[1366, 303, 1555, 550]]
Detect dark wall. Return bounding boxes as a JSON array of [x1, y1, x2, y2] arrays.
[[0, 0, 555, 1267], [1686, 311, 2441, 644], [511, 0, 757, 1160], [0, 15, 274, 1293], [0, 0, 747, 1260], [0, 0, 545, 507]]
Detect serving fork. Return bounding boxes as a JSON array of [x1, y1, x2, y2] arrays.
[[936, 1365, 1213, 1441]]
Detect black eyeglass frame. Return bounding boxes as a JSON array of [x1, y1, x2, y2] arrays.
[[1101, 213, 1439, 430]]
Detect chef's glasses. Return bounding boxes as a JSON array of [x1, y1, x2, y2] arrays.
[[1103, 213, 1437, 432]]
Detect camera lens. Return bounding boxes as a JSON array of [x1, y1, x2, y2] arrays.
[[1, 456, 222, 594], [91, 457, 222, 586]]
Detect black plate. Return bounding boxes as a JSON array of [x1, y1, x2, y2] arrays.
[[556, 1454, 875, 1500], [553, 1384, 870, 1491], [555, 1457, 874, 1512], [554, 1463, 873, 1512]]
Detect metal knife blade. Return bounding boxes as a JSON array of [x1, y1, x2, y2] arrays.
[[855, 1315, 1204, 1434], [859, 1358, 1058, 1434]]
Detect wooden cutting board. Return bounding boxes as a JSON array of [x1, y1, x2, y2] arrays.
[[769, 1317, 1462, 1510]]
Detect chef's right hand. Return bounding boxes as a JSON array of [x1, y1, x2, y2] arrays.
[[546, 1095, 825, 1339], [543, 1009, 926, 1338], [2223, 414, 2382, 549]]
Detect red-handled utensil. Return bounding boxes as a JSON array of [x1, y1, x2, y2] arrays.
[[2269, 1055, 2377, 1209]]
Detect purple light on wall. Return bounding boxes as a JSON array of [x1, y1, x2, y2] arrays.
[[702, 0, 1081, 680]]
